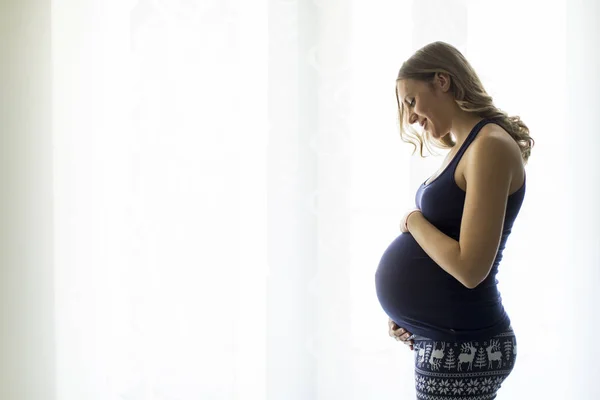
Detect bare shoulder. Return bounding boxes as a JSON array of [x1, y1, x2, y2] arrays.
[[473, 124, 520, 155], [465, 124, 524, 188]]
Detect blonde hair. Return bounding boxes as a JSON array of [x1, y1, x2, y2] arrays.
[[395, 41, 534, 163]]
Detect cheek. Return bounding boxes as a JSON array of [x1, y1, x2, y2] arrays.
[[417, 98, 432, 116]]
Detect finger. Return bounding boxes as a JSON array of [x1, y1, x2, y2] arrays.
[[401, 330, 414, 339], [389, 322, 403, 336], [394, 331, 409, 340], [392, 330, 403, 339], [395, 333, 411, 343]]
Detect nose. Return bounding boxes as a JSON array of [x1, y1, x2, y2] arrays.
[[409, 113, 422, 126], [407, 112, 416, 124]]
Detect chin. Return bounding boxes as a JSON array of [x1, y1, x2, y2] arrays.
[[427, 122, 438, 137], [430, 124, 449, 140]]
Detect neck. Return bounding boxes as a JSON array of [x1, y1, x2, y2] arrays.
[[449, 113, 485, 147]]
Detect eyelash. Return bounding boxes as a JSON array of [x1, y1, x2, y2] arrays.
[[409, 99, 415, 107]]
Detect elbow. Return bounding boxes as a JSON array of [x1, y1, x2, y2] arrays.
[[454, 269, 479, 289], [463, 278, 481, 290], [460, 279, 481, 289], [461, 263, 491, 289]]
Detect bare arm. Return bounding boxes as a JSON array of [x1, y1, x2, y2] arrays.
[[407, 134, 514, 289]]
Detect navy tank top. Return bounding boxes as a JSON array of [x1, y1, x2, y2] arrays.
[[375, 118, 526, 342]]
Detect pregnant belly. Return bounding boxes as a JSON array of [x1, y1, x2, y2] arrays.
[[374, 233, 460, 319]]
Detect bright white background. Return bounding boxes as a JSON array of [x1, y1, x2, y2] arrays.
[[1, 0, 598, 399]]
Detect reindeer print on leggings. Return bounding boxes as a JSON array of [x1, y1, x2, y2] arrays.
[[428, 342, 446, 370], [486, 339, 502, 368], [414, 334, 516, 373], [413, 329, 518, 399], [457, 342, 477, 371]]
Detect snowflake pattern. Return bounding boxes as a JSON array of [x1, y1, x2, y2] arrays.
[[480, 377, 494, 393], [451, 380, 465, 395], [417, 394, 498, 400], [466, 378, 480, 394], [437, 379, 451, 395], [413, 328, 517, 398], [425, 378, 437, 393]]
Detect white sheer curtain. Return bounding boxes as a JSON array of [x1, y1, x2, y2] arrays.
[[0, 1, 54, 399], [2, 0, 599, 399]]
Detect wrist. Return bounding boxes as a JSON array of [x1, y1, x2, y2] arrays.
[[405, 210, 421, 231]]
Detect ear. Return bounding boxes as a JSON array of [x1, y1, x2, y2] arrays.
[[435, 72, 451, 93]]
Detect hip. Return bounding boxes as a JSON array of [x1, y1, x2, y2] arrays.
[[412, 325, 517, 397]]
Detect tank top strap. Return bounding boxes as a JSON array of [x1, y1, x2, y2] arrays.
[[450, 118, 497, 169]]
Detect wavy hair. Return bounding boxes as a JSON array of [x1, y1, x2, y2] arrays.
[[395, 41, 534, 163]]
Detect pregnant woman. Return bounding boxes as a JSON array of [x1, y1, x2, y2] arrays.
[[375, 41, 534, 399]]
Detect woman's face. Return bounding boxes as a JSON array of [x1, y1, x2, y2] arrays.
[[397, 74, 453, 139]]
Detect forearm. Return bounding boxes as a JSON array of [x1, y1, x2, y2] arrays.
[[407, 213, 475, 288]]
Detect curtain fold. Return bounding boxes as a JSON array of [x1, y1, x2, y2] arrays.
[[566, 0, 600, 397], [0, 1, 55, 399]]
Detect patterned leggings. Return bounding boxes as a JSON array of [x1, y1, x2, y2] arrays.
[[411, 327, 517, 399]]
